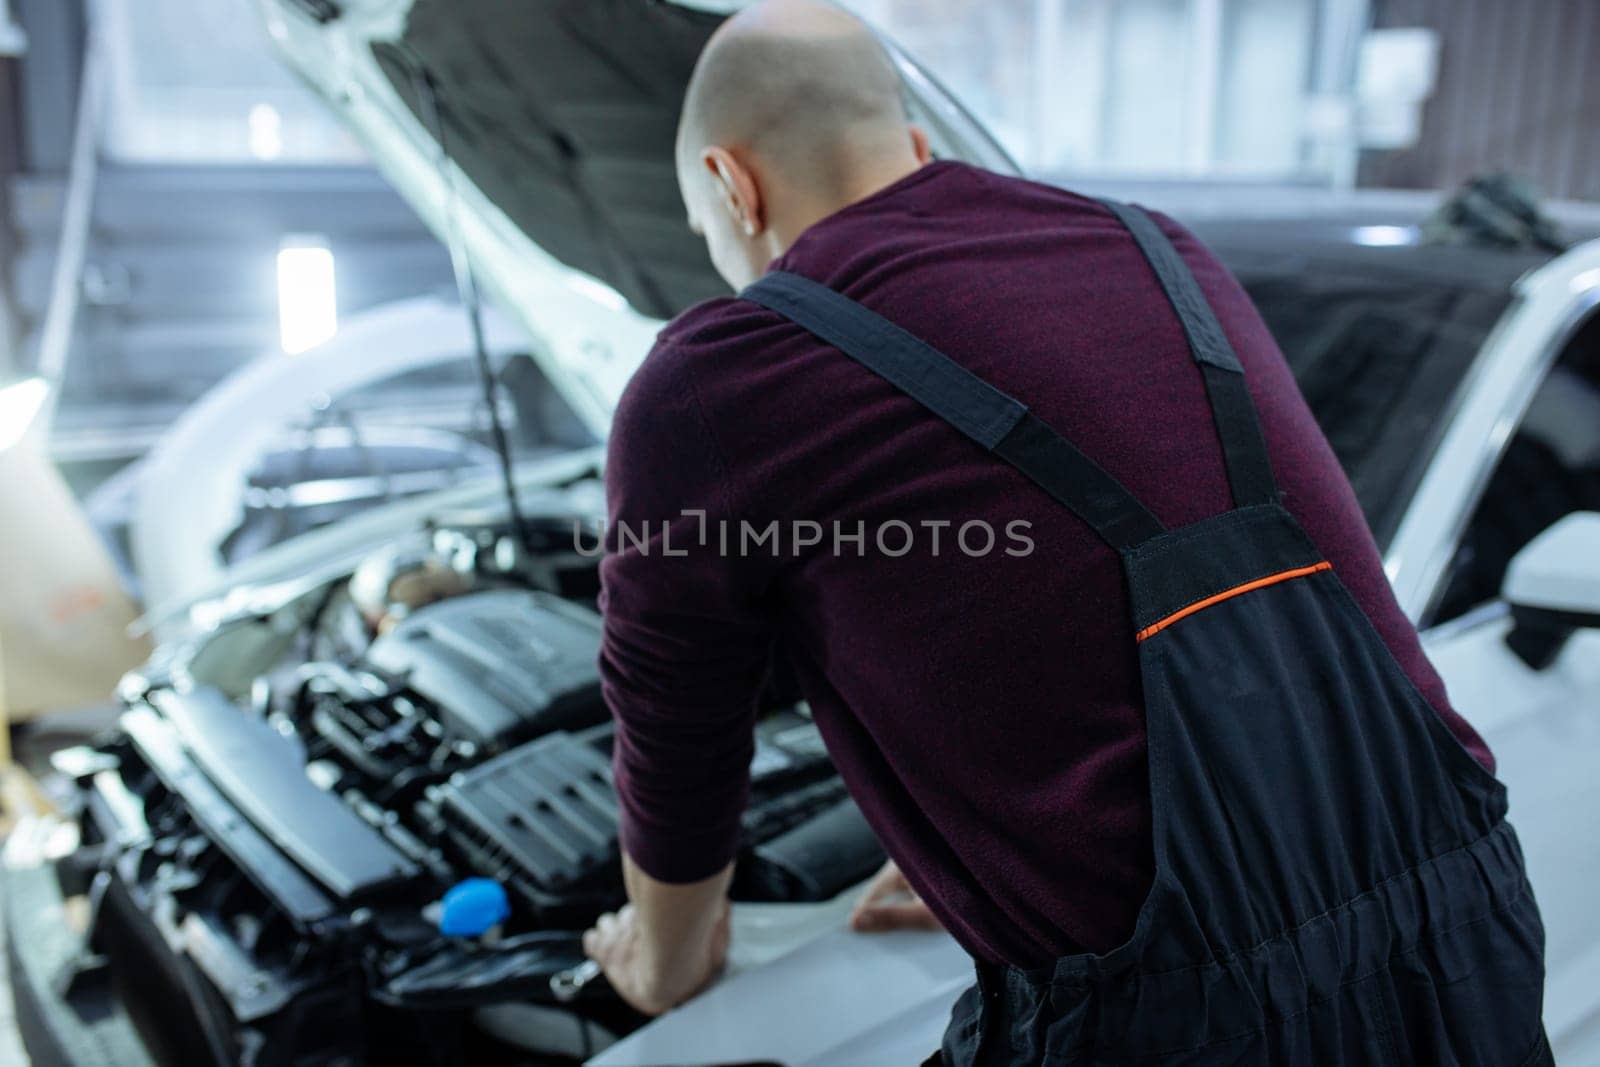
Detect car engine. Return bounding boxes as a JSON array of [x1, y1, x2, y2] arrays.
[[52, 516, 884, 1065]]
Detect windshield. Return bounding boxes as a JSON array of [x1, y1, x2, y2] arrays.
[[1211, 240, 1529, 547]]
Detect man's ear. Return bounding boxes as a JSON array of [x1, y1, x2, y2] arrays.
[[909, 125, 933, 166], [702, 146, 764, 237]]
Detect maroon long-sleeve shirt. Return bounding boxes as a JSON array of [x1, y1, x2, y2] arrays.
[[598, 161, 1491, 968]]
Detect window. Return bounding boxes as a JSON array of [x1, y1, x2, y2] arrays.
[[1431, 311, 1600, 622], [846, 0, 1327, 180], [98, 0, 364, 164]]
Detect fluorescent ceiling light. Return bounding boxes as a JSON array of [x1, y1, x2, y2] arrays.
[[1350, 225, 1417, 247], [0, 377, 50, 452], [277, 236, 338, 354], [248, 103, 284, 161]]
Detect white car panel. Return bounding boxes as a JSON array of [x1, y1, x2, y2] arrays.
[[594, 923, 968, 1067], [1429, 615, 1600, 1065]]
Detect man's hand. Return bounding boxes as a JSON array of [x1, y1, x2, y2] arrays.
[[850, 859, 943, 933], [583, 857, 733, 1015]]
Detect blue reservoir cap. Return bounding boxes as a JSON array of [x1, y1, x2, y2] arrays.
[[438, 878, 510, 937]]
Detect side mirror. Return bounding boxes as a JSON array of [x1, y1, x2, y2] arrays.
[[1502, 512, 1600, 669]]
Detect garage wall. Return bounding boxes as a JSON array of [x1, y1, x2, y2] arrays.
[[1359, 0, 1600, 201], [3, 0, 455, 489]]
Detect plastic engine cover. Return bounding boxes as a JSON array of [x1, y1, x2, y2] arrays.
[[435, 732, 620, 919], [366, 590, 607, 751]]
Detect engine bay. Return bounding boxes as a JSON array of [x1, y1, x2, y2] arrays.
[[53, 512, 884, 1065]]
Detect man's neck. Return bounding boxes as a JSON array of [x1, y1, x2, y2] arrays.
[[768, 156, 926, 253]]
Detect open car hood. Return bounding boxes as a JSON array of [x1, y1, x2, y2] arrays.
[[257, 0, 1015, 435]]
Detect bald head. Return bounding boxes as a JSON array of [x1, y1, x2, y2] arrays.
[[679, 0, 908, 199], [674, 0, 929, 290]]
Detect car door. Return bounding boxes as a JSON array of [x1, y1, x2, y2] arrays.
[[1421, 306, 1600, 1066], [1425, 616, 1600, 1066]]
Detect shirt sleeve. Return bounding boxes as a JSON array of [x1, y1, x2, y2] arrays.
[[598, 341, 775, 884]]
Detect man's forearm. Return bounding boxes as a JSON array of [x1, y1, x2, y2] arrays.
[[623, 852, 733, 981], [583, 851, 733, 1014]]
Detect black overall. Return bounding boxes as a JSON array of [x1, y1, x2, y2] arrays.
[[741, 202, 1551, 1066]]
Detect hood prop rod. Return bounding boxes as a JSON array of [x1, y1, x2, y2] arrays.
[[407, 58, 531, 552]]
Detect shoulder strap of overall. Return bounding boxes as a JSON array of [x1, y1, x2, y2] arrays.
[[1099, 200, 1279, 508], [740, 270, 1166, 551]]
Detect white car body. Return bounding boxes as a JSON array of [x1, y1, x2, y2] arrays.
[[144, 1, 1600, 1062]]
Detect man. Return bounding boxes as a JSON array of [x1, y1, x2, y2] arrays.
[[582, 1, 1547, 1063]]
